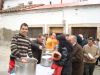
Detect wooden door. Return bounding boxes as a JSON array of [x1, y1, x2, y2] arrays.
[[72, 27, 97, 39], [28, 27, 43, 38], [49, 27, 63, 33]]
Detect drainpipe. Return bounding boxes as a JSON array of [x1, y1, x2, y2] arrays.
[[49, 1, 52, 5], [62, 8, 68, 34], [62, 7, 66, 34], [61, 0, 62, 4]]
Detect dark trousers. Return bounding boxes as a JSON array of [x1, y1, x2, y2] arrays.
[[83, 63, 95, 75], [96, 56, 100, 65]]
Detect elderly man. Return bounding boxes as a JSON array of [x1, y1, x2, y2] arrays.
[[68, 35, 84, 75]]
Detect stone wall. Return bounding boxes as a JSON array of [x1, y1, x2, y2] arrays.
[[0, 28, 18, 41], [0, 0, 4, 10], [0, 28, 3, 40]]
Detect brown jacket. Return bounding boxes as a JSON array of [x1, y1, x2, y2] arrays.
[[72, 43, 84, 75]]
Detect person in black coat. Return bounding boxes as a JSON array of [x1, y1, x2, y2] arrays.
[[76, 35, 83, 46], [31, 34, 45, 64], [78, 34, 88, 47], [54, 34, 73, 75]]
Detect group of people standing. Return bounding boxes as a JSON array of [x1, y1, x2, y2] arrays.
[[9, 23, 100, 75], [51, 33, 99, 75]]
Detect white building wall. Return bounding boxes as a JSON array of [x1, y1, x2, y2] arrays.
[[0, 5, 100, 33], [0, 10, 63, 30], [63, 0, 80, 3], [63, 5, 100, 33], [87, 0, 100, 3], [64, 5, 100, 24], [63, 0, 100, 4]]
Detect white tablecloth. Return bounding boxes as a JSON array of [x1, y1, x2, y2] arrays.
[[11, 64, 54, 75]]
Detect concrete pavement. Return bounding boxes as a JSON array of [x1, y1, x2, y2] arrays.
[[0, 46, 10, 75]]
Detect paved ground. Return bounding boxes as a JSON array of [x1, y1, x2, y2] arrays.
[[0, 46, 10, 75], [0, 45, 100, 75]]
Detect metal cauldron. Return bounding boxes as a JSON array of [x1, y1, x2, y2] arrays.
[[41, 50, 52, 67], [15, 58, 38, 75], [41, 55, 52, 67]]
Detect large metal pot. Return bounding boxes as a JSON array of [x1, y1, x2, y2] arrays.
[[15, 58, 37, 75], [41, 54, 52, 67]]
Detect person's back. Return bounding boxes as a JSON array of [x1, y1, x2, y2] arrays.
[[82, 38, 88, 47], [78, 34, 87, 47], [46, 33, 58, 51], [46, 37, 53, 49]]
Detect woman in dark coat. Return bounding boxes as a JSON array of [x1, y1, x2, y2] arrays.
[[53, 34, 73, 75]]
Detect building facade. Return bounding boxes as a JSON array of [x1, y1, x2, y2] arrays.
[[0, 1, 100, 39]]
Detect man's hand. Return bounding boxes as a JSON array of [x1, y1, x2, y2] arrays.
[[89, 57, 95, 61], [88, 53, 95, 61], [39, 46, 43, 49], [21, 58, 28, 63]]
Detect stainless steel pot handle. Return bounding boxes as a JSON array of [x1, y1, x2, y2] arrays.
[[15, 64, 24, 68]]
